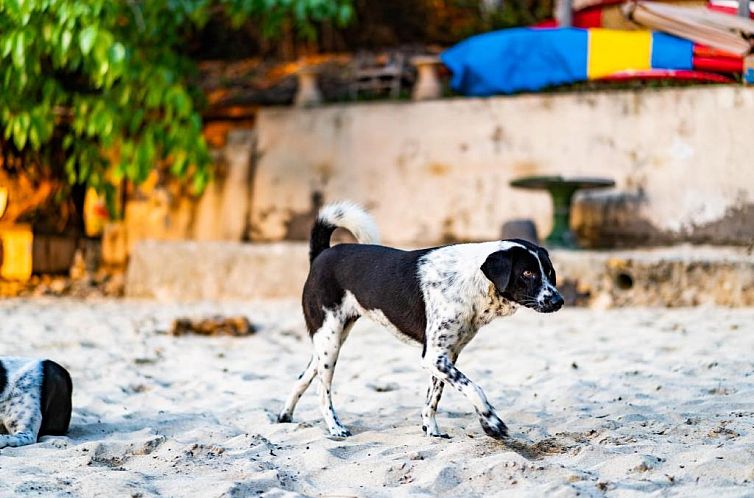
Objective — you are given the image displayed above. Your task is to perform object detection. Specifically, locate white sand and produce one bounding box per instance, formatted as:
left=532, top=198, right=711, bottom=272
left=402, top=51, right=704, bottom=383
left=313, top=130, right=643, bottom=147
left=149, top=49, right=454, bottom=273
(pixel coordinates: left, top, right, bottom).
left=0, top=298, right=752, bottom=497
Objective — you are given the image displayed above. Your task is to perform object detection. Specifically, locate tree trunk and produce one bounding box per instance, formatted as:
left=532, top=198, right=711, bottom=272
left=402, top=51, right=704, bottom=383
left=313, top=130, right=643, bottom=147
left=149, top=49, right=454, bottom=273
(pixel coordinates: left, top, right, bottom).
left=70, top=182, right=87, bottom=238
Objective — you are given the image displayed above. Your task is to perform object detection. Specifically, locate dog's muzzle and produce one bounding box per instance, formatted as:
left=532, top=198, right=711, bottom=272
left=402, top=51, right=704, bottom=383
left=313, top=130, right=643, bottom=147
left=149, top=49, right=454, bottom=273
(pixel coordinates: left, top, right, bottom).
left=538, top=292, right=564, bottom=313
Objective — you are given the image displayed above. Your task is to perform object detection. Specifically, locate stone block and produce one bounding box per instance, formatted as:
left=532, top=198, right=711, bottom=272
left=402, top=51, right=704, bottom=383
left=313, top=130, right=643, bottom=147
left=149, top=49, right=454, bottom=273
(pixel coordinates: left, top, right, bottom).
left=102, top=222, right=128, bottom=267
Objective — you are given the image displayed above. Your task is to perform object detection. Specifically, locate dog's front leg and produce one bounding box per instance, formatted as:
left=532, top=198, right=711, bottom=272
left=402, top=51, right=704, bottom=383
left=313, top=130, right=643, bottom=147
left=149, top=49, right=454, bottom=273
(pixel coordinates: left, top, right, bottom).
left=421, top=348, right=458, bottom=438
left=0, top=431, right=37, bottom=448
left=422, top=350, right=508, bottom=439
left=0, top=404, right=42, bottom=448
left=421, top=376, right=448, bottom=438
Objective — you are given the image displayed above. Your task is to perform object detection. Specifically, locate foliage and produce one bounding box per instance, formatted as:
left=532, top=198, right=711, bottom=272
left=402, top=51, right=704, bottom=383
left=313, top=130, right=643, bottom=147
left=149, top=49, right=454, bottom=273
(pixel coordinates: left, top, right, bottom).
left=320, top=1, right=552, bottom=51
left=487, top=0, right=553, bottom=31
left=0, top=0, right=353, bottom=220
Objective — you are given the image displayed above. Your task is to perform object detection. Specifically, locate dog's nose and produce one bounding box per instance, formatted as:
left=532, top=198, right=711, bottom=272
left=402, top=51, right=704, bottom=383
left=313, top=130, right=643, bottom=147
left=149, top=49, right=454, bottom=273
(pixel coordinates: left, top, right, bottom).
left=549, top=293, right=564, bottom=311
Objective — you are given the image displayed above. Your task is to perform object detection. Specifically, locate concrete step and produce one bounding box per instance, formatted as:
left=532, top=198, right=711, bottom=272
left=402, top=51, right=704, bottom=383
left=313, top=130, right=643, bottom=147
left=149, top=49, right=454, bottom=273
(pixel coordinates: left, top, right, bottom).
left=126, top=240, right=309, bottom=301
left=551, top=246, right=754, bottom=307
left=126, top=241, right=754, bottom=306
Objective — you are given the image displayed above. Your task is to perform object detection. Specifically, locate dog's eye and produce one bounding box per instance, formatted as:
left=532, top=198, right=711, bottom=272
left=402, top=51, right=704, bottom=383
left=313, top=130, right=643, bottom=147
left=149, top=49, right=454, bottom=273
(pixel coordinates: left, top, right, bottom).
left=522, top=270, right=535, bottom=279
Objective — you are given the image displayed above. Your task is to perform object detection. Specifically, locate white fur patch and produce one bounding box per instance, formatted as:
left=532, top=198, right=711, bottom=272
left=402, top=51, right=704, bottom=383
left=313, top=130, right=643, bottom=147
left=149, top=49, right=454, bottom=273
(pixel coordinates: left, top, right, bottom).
left=0, top=357, right=45, bottom=448
left=0, top=357, right=43, bottom=401
left=318, top=201, right=380, bottom=245
left=343, top=291, right=421, bottom=348
left=528, top=248, right=556, bottom=304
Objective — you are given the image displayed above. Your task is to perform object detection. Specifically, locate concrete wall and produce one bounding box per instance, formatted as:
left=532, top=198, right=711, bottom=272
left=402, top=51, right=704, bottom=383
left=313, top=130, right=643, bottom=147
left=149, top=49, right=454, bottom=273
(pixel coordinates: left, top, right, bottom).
left=249, top=86, right=754, bottom=247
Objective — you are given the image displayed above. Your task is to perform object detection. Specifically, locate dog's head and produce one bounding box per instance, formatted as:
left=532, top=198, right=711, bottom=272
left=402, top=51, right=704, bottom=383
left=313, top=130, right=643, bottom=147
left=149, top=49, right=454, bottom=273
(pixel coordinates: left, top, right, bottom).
left=480, top=240, right=563, bottom=313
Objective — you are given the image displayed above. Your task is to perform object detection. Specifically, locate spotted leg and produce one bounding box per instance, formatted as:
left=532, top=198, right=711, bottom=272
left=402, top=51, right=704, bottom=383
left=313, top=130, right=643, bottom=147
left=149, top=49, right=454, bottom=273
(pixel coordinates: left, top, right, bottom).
left=0, top=392, right=42, bottom=448
left=278, top=317, right=357, bottom=426
left=422, top=376, right=449, bottom=437
left=312, top=316, right=355, bottom=438
left=421, top=349, right=458, bottom=438
left=278, top=355, right=317, bottom=423
left=422, top=349, right=508, bottom=439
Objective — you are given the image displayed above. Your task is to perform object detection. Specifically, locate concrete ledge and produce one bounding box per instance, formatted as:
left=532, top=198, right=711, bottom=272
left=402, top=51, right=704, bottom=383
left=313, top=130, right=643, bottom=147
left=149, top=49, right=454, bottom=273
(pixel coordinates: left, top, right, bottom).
left=551, top=246, right=754, bottom=307
left=126, top=240, right=309, bottom=300
left=126, top=241, right=754, bottom=306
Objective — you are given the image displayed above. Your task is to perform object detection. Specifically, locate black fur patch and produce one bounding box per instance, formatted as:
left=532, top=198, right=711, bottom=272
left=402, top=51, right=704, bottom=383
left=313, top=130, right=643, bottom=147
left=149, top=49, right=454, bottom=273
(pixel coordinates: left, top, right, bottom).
left=508, top=239, right=557, bottom=285
left=39, top=360, right=72, bottom=436
left=303, top=244, right=431, bottom=344
left=309, top=219, right=338, bottom=263
left=481, top=251, right=514, bottom=293
left=0, top=360, right=6, bottom=396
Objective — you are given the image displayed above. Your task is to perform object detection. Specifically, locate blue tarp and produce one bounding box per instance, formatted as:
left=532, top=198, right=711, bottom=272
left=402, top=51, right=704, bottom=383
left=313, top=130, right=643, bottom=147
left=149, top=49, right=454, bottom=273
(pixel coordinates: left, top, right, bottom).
left=440, top=27, right=693, bottom=96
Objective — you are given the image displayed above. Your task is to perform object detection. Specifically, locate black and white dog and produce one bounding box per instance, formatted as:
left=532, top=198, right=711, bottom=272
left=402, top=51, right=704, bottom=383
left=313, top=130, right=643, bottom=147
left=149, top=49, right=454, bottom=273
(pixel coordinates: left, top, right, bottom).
left=0, top=358, right=72, bottom=448
left=278, top=202, right=563, bottom=439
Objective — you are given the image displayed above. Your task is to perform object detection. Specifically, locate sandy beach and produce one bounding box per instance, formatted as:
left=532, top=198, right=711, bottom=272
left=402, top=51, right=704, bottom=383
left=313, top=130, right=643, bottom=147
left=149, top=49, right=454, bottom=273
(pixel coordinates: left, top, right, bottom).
left=0, top=298, right=752, bottom=497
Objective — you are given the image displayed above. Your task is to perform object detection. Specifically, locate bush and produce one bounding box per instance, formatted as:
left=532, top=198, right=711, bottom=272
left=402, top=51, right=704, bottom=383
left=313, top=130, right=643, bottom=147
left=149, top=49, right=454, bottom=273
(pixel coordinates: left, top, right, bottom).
left=0, top=0, right=353, bottom=225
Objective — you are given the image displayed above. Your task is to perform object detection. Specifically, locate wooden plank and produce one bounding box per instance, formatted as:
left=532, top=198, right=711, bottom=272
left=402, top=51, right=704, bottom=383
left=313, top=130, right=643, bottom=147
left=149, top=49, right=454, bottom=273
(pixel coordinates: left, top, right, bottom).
left=32, top=234, right=77, bottom=274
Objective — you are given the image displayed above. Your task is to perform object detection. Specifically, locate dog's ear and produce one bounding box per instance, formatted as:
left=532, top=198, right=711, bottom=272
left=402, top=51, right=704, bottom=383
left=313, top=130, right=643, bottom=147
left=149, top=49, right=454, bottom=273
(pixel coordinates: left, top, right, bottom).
left=481, top=250, right=513, bottom=293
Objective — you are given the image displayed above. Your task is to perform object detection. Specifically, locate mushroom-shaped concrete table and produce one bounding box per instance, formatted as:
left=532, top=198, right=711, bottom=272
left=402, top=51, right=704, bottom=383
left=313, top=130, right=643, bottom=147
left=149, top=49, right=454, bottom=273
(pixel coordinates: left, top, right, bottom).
left=509, top=176, right=615, bottom=249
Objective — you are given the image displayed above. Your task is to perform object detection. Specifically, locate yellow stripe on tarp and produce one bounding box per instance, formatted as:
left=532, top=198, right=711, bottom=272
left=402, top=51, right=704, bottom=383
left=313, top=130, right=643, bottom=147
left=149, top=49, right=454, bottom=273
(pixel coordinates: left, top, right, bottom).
left=587, top=29, right=653, bottom=79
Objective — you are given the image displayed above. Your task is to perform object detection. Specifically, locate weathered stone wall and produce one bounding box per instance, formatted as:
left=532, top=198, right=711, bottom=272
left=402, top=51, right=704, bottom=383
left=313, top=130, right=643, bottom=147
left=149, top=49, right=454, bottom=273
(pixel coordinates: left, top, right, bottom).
left=550, top=246, right=754, bottom=307
left=250, top=86, right=754, bottom=247
left=122, top=129, right=255, bottom=253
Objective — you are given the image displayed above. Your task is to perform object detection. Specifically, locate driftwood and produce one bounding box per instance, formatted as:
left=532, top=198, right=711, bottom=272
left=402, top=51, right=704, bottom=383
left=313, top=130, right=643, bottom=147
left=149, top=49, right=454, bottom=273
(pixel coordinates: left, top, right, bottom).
left=0, top=171, right=55, bottom=224
left=169, top=316, right=255, bottom=337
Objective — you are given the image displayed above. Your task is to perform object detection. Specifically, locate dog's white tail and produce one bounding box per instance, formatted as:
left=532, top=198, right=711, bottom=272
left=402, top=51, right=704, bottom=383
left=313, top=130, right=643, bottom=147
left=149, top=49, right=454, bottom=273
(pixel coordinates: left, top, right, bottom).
left=309, top=201, right=380, bottom=263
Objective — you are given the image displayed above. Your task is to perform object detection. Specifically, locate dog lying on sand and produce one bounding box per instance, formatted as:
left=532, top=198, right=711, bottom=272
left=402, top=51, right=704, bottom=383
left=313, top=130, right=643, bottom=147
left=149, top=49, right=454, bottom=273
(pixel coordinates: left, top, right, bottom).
left=0, top=357, right=72, bottom=448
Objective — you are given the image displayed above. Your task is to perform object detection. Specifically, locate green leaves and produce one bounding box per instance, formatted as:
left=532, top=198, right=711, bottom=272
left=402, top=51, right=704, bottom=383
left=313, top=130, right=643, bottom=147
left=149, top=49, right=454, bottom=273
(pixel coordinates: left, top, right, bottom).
left=79, top=26, right=97, bottom=55
left=12, top=113, right=30, bottom=149
left=108, top=42, right=126, bottom=67
left=221, top=0, right=355, bottom=39
left=0, top=0, right=353, bottom=201
left=12, top=31, right=25, bottom=68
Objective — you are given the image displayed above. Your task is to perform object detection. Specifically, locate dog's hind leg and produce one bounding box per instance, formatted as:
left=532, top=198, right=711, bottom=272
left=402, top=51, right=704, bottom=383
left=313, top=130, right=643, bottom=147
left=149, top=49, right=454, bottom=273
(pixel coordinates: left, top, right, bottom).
left=313, top=314, right=355, bottom=438
left=277, top=355, right=317, bottom=423
left=278, top=316, right=357, bottom=425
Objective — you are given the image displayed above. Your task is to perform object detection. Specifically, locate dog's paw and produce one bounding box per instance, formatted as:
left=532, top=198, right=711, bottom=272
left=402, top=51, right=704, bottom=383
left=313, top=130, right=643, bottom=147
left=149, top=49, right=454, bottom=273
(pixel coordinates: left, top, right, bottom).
left=422, top=425, right=450, bottom=439
left=277, top=413, right=293, bottom=423
left=327, top=427, right=352, bottom=439
left=479, top=413, right=509, bottom=440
